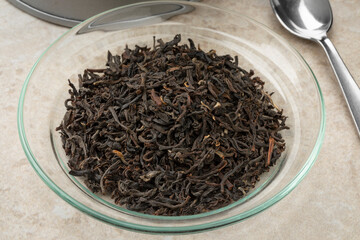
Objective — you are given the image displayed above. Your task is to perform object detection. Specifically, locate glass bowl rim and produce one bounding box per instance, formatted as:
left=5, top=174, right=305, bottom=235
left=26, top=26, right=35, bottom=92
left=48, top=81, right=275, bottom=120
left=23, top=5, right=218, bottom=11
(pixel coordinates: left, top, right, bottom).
left=17, top=0, right=325, bottom=233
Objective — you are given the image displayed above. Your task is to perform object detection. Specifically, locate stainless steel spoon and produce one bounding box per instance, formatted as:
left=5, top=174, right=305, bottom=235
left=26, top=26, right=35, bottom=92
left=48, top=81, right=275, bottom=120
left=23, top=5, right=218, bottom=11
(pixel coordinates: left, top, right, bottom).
left=270, top=0, right=360, bottom=135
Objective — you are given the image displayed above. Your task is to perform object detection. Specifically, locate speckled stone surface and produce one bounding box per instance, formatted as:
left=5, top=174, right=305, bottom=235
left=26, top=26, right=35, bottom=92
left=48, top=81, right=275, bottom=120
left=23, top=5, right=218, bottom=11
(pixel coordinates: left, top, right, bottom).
left=1, top=0, right=359, bottom=239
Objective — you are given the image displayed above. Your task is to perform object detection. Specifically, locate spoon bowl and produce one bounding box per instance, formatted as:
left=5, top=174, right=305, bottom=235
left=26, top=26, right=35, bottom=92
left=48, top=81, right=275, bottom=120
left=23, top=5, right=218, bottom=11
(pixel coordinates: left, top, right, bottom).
left=270, top=0, right=332, bottom=40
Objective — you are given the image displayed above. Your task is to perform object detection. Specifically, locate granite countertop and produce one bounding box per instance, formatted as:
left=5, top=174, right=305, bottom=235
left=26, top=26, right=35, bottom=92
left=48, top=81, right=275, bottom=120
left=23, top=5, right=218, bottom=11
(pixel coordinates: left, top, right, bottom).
left=1, top=0, right=359, bottom=239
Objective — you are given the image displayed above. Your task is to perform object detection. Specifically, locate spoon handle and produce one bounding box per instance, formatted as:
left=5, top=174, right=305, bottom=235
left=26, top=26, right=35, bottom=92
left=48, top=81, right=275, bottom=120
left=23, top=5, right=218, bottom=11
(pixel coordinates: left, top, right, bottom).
left=318, top=37, right=360, bottom=135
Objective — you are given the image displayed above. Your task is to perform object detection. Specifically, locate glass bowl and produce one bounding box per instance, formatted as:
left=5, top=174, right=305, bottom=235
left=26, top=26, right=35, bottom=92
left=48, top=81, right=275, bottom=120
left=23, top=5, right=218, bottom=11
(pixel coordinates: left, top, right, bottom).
left=18, top=1, right=325, bottom=234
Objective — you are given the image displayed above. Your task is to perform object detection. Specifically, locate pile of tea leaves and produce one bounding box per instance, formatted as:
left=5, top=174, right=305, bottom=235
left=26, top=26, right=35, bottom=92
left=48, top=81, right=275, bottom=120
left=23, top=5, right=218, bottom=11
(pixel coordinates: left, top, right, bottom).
left=57, top=34, right=288, bottom=216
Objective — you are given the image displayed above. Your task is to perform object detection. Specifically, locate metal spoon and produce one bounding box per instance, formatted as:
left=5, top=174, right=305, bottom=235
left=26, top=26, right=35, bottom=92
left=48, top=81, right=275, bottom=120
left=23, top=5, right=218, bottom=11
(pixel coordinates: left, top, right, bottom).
left=270, top=0, right=360, bottom=135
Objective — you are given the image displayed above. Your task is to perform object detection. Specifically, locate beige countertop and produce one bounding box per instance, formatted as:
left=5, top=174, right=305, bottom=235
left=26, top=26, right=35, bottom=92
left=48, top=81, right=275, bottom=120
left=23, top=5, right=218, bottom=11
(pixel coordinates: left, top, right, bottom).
left=1, top=0, right=360, bottom=239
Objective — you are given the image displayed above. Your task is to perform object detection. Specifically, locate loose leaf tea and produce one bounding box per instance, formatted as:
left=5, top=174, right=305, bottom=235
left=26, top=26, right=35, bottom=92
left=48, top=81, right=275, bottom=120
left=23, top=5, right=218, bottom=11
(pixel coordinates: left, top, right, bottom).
left=56, top=34, right=289, bottom=216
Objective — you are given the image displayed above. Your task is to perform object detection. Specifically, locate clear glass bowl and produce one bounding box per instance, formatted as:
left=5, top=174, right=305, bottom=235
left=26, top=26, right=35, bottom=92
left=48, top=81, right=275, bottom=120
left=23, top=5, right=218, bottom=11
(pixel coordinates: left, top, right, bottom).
left=17, top=1, right=325, bottom=234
